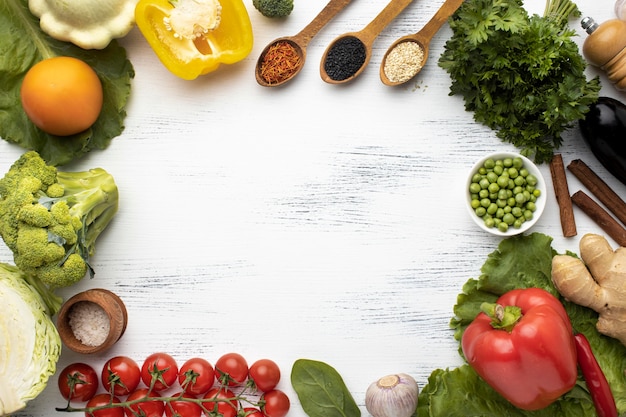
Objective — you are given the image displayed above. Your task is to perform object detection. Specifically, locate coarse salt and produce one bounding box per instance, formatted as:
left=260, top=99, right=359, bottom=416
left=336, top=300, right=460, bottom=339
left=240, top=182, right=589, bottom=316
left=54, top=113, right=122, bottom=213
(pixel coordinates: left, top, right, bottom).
left=68, top=301, right=110, bottom=346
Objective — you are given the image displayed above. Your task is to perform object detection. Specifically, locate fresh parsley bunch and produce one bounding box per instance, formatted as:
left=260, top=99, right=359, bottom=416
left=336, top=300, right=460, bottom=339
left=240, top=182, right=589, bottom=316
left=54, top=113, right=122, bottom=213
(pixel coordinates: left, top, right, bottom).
left=439, top=0, right=601, bottom=164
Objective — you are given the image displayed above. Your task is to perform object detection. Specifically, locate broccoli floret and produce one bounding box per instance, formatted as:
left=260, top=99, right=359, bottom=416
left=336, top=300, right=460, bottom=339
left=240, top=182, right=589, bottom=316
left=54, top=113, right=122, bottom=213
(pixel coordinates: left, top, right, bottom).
left=253, top=0, right=293, bottom=18
left=0, top=151, right=119, bottom=289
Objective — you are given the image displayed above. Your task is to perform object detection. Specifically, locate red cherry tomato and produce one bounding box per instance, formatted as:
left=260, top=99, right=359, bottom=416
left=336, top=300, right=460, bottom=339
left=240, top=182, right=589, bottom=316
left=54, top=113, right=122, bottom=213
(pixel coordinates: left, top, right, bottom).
left=58, top=363, right=99, bottom=402
left=248, top=359, right=281, bottom=393
left=242, top=407, right=264, bottom=417
left=262, top=390, right=290, bottom=417
left=141, top=352, right=179, bottom=392
left=125, top=388, right=165, bottom=417
left=85, top=393, right=124, bottom=417
left=164, top=392, right=202, bottom=417
left=101, top=356, right=141, bottom=396
left=178, top=357, right=215, bottom=395
left=202, top=387, right=238, bottom=417
left=214, top=353, right=248, bottom=386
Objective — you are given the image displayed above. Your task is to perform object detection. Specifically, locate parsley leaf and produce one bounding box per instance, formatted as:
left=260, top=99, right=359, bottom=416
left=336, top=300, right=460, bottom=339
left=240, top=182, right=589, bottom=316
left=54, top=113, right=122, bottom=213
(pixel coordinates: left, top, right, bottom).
left=439, top=0, right=601, bottom=164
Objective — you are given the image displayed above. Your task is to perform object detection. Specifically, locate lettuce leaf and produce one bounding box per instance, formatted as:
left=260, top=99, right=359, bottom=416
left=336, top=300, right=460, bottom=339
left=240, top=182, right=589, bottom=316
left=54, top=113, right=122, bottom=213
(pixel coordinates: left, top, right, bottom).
left=0, top=0, right=134, bottom=166
left=417, top=233, right=626, bottom=417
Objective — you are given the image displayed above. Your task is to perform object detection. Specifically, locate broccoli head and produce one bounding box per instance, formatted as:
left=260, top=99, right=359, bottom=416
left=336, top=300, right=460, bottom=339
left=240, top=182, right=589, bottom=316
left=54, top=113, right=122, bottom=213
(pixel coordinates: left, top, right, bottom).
left=0, top=151, right=119, bottom=288
left=253, top=0, right=293, bottom=18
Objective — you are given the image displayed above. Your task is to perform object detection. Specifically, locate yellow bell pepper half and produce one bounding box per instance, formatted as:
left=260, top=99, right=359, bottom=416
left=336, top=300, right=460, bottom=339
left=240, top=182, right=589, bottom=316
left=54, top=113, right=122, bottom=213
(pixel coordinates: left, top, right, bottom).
left=135, top=0, right=253, bottom=80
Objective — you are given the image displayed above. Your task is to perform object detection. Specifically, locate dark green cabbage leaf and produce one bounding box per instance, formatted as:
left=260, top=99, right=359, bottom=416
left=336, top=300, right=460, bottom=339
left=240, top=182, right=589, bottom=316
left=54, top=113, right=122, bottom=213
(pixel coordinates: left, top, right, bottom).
left=417, top=233, right=626, bottom=417
left=0, top=0, right=134, bottom=166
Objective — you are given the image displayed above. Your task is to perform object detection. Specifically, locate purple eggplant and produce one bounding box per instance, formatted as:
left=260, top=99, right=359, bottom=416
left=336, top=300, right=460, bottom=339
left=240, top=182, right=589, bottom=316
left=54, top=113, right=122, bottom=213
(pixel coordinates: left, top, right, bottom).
left=579, top=96, right=626, bottom=185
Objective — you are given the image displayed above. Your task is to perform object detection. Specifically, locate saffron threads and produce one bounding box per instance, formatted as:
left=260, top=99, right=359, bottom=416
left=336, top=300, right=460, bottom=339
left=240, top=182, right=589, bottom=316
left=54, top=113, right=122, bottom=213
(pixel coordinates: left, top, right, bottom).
left=259, top=41, right=302, bottom=85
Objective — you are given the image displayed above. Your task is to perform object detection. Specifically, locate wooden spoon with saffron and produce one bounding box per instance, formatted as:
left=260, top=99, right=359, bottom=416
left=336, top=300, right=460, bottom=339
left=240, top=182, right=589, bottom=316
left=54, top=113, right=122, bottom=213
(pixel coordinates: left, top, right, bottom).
left=255, top=0, right=355, bottom=87
left=319, top=0, right=415, bottom=85
left=380, top=0, right=464, bottom=86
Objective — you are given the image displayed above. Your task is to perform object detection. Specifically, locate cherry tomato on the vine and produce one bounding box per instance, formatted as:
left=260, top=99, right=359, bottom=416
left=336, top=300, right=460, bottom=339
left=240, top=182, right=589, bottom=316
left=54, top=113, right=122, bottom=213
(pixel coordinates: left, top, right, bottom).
left=248, top=359, right=281, bottom=393
left=141, top=352, right=179, bottom=392
left=164, top=392, right=202, bottom=417
left=202, top=387, right=238, bottom=417
left=241, top=407, right=264, bottom=417
left=58, top=363, right=99, bottom=402
left=214, top=353, right=248, bottom=386
left=125, top=388, right=165, bottom=417
left=178, top=357, right=215, bottom=395
left=261, top=390, right=290, bottom=417
left=85, top=393, right=124, bottom=417
left=101, top=356, right=141, bottom=396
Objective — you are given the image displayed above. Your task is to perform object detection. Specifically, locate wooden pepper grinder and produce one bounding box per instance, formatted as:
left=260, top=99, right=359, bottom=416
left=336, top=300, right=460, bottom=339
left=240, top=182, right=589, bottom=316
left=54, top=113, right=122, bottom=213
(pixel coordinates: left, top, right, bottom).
left=581, top=16, right=626, bottom=90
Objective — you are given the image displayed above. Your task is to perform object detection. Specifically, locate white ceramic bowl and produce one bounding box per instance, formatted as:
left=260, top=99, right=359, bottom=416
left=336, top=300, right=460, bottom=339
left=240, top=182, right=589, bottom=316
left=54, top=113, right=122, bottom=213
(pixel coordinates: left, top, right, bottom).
left=466, top=152, right=546, bottom=236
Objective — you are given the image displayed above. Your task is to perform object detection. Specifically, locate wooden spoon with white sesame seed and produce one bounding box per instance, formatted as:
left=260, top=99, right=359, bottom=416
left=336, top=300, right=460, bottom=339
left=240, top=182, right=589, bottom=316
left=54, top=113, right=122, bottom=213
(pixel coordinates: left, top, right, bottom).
left=380, top=0, right=464, bottom=86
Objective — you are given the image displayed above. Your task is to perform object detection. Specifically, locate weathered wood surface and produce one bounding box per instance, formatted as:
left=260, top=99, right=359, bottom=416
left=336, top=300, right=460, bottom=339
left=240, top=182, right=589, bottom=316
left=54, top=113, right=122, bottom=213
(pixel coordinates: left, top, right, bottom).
left=7, top=0, right=624, bottom=415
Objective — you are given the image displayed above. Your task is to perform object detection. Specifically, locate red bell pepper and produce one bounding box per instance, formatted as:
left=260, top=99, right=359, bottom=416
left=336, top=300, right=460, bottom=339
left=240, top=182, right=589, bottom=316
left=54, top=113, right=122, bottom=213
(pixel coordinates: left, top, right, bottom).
left=461, top=287, right=578, bottom=411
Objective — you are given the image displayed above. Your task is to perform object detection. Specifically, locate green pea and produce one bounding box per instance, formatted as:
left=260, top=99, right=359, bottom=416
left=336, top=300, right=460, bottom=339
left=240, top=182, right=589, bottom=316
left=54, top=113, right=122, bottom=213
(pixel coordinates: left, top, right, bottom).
left=498, top=222, right=509, bottom=232
left=486, top=172, right=498, bottom=183
left=493, top=165, right=503, bottom=175
left=487, top=203, right=498, bottom=215
left=527, top=174, right=538, bottom=186
left=484, top=159, right=495, bottom=170
left=469, top=182, right=481, bottom=194
left=484, top=217, right=495, bottom=228
left=513, top=219, right=524, bottom=229
left=479, top=178, right=490, bottom=189
left=497, top=176, right=509, bottom=188
left=481, top=198, right=491, bottom=208
left=503, top=213, right=515, bottom=225
left=515, top=193, right=527, bottom=205
left=512, top=206, right=523, bottom=218
left=503, top=158, right=513, bottom=167
left=513, top=157, right=523, bottom=169
left=488, top=183, right=500, bottom=194
left=514, top=176, right=526, bottom=186
left=495, top=208, right=504, bottom=218
left=475, top=207, right=486, bottom=217
left=508, top=167, right=519, bottom=178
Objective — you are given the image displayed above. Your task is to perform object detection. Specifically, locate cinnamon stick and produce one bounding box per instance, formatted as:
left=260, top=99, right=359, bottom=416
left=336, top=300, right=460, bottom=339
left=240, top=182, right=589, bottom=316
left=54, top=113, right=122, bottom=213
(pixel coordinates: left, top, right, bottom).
left=550, top=154, right=577, bottom=237
left=567, top=159, right=626, bottom=226
left=571, top=190, right=626, bottom=247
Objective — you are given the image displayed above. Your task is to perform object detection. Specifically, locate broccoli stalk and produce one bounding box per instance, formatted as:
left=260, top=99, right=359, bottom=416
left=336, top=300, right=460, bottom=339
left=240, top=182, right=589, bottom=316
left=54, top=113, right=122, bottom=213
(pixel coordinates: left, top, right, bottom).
left=252, top=0, right=293, bottom=18
left=0, top=151, right=119, bottom=289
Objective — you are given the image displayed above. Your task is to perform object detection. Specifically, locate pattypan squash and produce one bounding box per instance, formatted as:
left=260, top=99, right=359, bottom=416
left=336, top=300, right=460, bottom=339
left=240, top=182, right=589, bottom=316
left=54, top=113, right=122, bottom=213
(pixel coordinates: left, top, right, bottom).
left=135, top=0, right=253, bottom=80
left=28, top=0, right=137, bottom=50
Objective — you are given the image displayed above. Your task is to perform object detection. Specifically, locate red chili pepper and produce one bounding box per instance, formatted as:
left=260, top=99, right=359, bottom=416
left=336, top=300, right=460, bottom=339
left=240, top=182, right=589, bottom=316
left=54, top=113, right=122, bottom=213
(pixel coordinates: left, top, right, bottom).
left=574, top=333, right=618, bottom=417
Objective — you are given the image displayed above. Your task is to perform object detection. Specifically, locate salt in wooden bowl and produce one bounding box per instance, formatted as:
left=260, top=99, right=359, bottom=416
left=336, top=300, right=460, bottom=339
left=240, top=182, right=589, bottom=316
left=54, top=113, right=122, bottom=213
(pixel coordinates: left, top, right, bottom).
left=57, top=288, right=128, bottom=354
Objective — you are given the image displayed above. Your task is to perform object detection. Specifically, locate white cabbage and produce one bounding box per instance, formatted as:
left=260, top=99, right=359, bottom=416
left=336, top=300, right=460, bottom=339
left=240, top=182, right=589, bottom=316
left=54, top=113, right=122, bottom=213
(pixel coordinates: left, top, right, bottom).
left=0, top=263, right=61, bottom=416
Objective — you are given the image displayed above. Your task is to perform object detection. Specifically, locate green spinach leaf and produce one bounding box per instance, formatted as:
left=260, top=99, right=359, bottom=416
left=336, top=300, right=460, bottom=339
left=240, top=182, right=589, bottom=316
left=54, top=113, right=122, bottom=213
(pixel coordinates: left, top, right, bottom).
left=0, top=0, right=134, bottom=166
left=291, top=359, right=361, bottom=417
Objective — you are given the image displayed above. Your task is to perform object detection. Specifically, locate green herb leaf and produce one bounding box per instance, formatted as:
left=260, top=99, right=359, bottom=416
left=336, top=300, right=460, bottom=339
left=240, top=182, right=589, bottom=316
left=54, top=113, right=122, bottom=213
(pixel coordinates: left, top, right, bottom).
left=0, top=0, right=134, bottom=166
left=291, top=359, right=361, bottom=417
left=438, top=0, right=600, bottom=164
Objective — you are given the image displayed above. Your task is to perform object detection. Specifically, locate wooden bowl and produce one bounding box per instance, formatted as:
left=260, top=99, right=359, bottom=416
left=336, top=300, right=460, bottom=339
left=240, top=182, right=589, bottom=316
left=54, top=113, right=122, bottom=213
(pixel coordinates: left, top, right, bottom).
left=57, top=288, right=128, bottom=354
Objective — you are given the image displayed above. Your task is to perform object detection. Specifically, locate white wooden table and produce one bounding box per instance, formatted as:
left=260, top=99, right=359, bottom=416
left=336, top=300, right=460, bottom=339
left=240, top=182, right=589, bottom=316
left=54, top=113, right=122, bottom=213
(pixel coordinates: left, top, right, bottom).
left=8, top=0, right=625, bottom=415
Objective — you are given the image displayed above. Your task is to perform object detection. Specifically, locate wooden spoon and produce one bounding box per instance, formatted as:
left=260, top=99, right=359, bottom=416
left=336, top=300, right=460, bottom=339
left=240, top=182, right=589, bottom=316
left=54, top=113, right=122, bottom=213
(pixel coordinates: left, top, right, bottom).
left=320, top=0, right=415, bottom=84
left=255, top=0, right=354, bottom=87
left=380, top=0, right=464, bottom=86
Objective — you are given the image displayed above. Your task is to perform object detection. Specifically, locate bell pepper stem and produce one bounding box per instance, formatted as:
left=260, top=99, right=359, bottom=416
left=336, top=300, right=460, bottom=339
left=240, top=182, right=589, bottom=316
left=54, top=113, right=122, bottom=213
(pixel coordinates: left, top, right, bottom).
left=480, top=302, right=522, bottom=332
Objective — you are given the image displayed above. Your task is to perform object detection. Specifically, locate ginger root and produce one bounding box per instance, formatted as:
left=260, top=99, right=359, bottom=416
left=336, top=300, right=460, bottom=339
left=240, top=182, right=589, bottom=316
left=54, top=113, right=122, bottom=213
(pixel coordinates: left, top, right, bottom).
left=552, top=233, right=626, bottom=346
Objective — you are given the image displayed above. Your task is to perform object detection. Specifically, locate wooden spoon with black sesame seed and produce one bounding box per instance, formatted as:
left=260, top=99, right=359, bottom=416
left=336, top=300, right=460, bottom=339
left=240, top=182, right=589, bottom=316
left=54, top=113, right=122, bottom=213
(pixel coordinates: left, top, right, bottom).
left=319, top=0, right=415, bottom=85
left=380, top=0, right=464, bottom=86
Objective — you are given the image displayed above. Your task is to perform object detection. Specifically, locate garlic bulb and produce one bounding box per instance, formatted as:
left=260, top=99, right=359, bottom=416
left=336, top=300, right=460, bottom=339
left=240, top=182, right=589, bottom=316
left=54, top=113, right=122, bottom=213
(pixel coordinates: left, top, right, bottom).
left=365, top=373, right=419, bottom=417
left=617, top=0, right=626, bottom=20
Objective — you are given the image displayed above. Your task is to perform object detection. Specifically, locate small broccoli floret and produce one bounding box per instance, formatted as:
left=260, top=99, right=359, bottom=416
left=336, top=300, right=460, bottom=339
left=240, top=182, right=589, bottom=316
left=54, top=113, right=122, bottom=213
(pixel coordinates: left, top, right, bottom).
left=0, top=151, right=119, bottom=288
left=253, top=0, right=293, bottom=18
